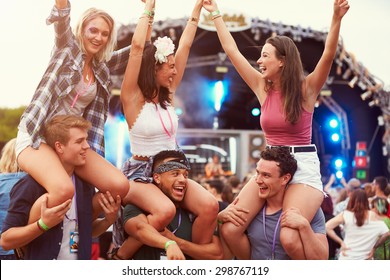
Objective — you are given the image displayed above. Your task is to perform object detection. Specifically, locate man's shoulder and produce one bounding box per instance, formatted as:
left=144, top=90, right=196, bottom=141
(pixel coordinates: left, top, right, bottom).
left=10, top=174, right=43, bottom=193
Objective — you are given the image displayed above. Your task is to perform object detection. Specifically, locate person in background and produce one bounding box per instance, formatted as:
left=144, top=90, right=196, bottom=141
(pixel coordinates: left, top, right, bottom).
left=333, top=178, right=361, bottom=216
left=206, top=179, right=229, bottom=211
left=370, top=197, right=390, bottom=259
left=370, top=177, right=389, bottom=218
left=0, top=138, right=26, bottom=260
left=1, top=115, right=121, bottom=260
left=205, top=155, right=226, bottom=179
left=15, top=0, right=130, bottom=228
left=203, top=0, right=349, bottom=259
left=363, top=182, right=375, bottom=200
left=321, top=175, right=341, bottom=259
left=326, top=189, right=389, bottom=260
left=118, top=0, right=218, bottom=251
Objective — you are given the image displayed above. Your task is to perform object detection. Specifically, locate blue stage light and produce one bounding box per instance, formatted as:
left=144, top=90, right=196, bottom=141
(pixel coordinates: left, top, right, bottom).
left=251, top=107, right=260, bottom=116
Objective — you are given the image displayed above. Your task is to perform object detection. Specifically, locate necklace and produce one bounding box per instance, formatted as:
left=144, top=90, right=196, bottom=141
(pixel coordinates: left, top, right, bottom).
left=70, top=66, right=93, bottom=109
left=262, top=204, right=281, bottom=260
left=154, top=103, right=175, bottom=138
left=170, top=208, right=182, bottom=234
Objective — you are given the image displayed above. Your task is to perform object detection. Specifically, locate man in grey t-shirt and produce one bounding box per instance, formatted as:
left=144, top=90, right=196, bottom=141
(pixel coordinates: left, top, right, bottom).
left=219, top=146, right=328, bottom=260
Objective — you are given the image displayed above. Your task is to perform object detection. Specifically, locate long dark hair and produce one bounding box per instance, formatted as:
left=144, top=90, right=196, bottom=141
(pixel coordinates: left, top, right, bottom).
left=138, top=44, right=172, bottom=109
left=346, top=189, right=369, bottom=227
left=265, top=35, right=305, bottom=124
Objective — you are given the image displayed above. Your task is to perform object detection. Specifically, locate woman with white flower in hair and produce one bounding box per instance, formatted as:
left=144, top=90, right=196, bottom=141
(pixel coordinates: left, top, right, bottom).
left=115, top=0, right=219, bottom=258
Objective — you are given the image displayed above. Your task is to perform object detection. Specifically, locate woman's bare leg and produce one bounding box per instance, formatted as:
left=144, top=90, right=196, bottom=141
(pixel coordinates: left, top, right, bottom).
left=280, top=184, right=324, bottom=259
left=220, top=176, right=264, bottom=259
left=75, top=149, right=129, bottom=199
left=181, top=179, right=219, bottom=244
left=17, top=144, right=74, bottom=223
left=122, top=181, right=176, bottom=231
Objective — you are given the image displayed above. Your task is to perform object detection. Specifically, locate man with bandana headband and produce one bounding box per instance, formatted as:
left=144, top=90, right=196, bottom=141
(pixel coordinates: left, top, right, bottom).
left=110, top=150, right=223, bottom=260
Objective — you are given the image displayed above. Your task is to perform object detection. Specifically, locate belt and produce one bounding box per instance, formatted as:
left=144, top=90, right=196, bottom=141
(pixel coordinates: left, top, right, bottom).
left=132, top=155, right=151, bottom=161
left=267, top=145, right=317, bottom=153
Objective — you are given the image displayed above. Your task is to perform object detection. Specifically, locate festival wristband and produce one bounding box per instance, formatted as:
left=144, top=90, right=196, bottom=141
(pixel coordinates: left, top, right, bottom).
left=37, top=218, right=49, bottom=232
left=164, top=240, right=176, bottom=251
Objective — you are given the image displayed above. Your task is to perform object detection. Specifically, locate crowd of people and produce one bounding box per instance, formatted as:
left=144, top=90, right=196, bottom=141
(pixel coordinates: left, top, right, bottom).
left=0, top=0, right=389, bottom=261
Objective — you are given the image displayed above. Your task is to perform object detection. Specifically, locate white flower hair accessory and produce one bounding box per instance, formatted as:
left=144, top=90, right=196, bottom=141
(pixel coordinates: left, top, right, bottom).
left=153, top=36, right=175, bottom=64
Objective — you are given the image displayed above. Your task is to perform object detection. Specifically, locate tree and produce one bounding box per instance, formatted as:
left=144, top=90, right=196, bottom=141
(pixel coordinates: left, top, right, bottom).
left=0, top=107, right=25, bottom=145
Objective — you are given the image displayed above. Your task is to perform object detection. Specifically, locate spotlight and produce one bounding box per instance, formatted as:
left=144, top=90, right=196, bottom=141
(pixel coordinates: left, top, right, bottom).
left=335, top=170, right=343, bottom=179
left=329, top=119, right=339, bottom=128
left=360, top=90, right=372, bottom=100
left=253, top=28, right=261, bottom=41
left=368, top=99, right=378, bottom=107
left=251, top=108, right=260, bottom=116
left=169, top=28, right=176, bottom=41
left=342, top=68, right=352, bottom=80
left=348, top=76, right=358, bottom=88
left=331, top=133, right=340, bottom=142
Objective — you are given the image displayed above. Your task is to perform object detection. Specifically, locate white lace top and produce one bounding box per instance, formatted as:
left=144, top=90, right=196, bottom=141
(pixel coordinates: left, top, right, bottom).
left=129, top=102, right=178, bottom=157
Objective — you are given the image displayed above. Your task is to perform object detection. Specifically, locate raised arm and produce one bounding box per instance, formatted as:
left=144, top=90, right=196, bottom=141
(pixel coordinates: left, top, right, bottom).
left=47, top=0, right=73, bottom=50
left=202, top=0, right=263, bottom=100
left=120, top=0, right=155, bottom=127
left=170, top=0, right=203, bottom=92
left=305, top=0, right=350, bottom=101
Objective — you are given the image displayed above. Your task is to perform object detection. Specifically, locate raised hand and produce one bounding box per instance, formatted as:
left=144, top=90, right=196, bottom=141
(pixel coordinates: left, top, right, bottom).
left=334, top=0, right=350, bottom=19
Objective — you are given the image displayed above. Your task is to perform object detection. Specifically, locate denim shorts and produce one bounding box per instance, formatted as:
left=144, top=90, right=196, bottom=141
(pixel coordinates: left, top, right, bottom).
left=121, top=157, right=154, bottom=184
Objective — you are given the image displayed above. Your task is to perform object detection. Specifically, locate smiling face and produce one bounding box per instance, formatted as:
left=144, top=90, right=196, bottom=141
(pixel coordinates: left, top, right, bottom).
left=257, top=43, right=284, bottom=81
left=56, top=127, right=90, bottom=170
left=155, top=55, right=177, bottom=90
left=82, top=16, right=111, bottom=57
left=254, top=158, right=291, bottom=201
left=153, top=157, right=188, bottom=204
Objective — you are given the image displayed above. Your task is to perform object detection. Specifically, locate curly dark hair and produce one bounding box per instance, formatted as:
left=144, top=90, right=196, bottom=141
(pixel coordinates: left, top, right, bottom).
left=152, top=150, right=189, bottom=171
left=261, top=146, right=297, bottom=180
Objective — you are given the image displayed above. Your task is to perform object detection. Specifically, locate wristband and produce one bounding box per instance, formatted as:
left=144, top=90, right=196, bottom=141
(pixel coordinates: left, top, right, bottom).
left=38, top=218, right=49, bottom=232
left=164, top=240, right=176, bottom=251
left=210, top=10, right=220, bottom=17
left=217, top=219, right=224, bottom=225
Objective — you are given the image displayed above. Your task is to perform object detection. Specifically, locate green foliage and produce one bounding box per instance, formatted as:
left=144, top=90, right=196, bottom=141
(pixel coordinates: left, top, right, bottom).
left=0, top=107, right=25, bottom=143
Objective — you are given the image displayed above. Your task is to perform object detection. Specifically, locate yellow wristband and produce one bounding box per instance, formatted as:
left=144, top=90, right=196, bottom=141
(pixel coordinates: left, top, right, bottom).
left=164, top=240, right=176, bottom=251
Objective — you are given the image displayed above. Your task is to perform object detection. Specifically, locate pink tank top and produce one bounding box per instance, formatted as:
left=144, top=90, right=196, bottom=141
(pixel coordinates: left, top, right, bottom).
left=260, top=90, right=313, bottom=145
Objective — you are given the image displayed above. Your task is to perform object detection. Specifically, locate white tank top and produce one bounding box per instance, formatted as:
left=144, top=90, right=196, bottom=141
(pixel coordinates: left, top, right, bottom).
left=339, top=210, right=389, bottom=259
left=129, top=102, right=178, bottom=157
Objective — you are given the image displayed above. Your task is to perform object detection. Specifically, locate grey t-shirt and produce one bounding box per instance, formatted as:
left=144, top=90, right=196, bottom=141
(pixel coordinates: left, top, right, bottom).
left=247, top=207, right=326, bottom=260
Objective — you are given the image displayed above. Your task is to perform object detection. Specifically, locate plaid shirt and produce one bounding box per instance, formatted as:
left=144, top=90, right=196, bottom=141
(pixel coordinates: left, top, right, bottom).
left=21, top=3, right=130, bottom=156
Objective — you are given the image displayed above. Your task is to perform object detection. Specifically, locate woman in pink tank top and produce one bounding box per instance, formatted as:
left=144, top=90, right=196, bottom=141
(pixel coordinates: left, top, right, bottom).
left=204, top=0, right=349, bottom=259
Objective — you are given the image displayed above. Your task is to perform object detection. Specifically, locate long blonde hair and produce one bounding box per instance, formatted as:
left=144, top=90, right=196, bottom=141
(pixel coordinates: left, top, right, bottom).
left=0, top=138, right=18, bottom=173
left=74, top=8, right=117, bottom=63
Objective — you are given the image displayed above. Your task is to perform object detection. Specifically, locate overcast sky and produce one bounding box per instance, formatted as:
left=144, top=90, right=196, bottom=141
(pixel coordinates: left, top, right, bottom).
left=1, top=0, right=389, bottom=108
